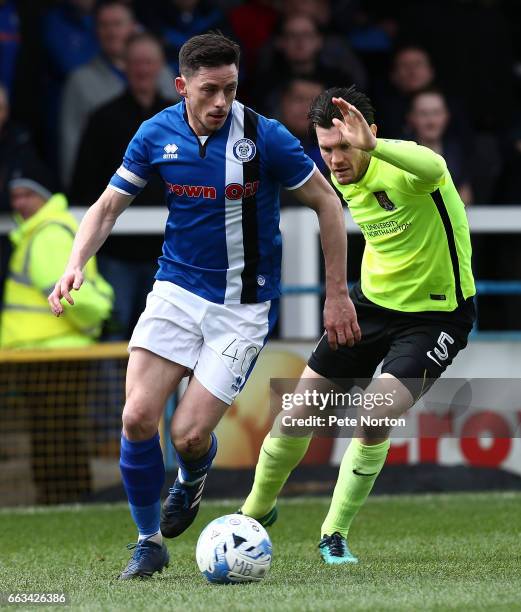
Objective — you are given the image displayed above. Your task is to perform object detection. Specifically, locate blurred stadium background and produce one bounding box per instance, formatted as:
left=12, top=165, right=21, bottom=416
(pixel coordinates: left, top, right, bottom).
left=0, top=0, right=521, bottom=511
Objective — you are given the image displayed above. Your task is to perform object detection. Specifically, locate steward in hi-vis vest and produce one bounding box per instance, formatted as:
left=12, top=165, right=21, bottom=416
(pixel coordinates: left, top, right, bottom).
left=1, top=166, right=113, bottom=349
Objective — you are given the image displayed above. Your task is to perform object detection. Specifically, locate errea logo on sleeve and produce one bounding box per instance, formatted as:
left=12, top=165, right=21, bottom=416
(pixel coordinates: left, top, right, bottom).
left=163, top=143, right=178, bottom=159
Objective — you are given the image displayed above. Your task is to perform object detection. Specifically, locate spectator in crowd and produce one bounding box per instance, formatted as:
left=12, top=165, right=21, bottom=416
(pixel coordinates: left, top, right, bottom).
left=407, top=88, right=473, bottom=205
left=0, top=82, right=37, bottom=308
left=255, top=14, right=366, bottom=116
left=276, top=76, right=327, bottom=208
left=42, top=0, right=98, bottom=82
left=373, top=44, right=434, bottom=137
left=1, top=159, right=113, bottom=348
left=277, top=76, right=327, bottom=175
left=0, top=84, right=37, bottom=213
left=280, top=0, right=368, bottom=89
left=374, top=44, right=476, bottom=151
left=0, top=0, right=20, bottom=97
left=226, top=0, right=279, bottom=76
left=227, top=0, right=342, bottom=81
left=137, top=0, right=225, bottom=75
left=344, top=3, right=395, bottom=56
left=398, top=0, right=513, bottom=132
left=389, top=45, right=504, bottom=204
left=59, top=0, right=176, bottom=188
left=0, top=158, right=114, bottom=504
left=391, top=45, right=433, bottom=94
left=281, top=0, right=331, bottom=28
left=344, top=8, right=397, bottom=104
left=59, top=1, right=136, bottom=188
left=0, top=82, right=29, bottom=311
left=42, top=0, right=98, bottom=175
left=71, top=32, right=170, bottom=204
left=70, top=32, right=170, bottom=339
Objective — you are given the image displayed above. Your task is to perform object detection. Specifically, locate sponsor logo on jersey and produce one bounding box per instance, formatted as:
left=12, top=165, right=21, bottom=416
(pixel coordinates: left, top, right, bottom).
left=225, top=180, right=260, bottom=201
left=166, top=182, right=216, bottom=198
left=163, top=143, right=178, bottom=159
left=233, top=138, right=256, bottom=162
left=373, top=191, right=397, bottom=211
left=360, top=219, right=411, bottom=238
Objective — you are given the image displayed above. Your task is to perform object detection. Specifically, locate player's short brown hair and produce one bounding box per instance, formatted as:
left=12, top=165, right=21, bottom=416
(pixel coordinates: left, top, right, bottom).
left=179, top=33, right=240, bottom=78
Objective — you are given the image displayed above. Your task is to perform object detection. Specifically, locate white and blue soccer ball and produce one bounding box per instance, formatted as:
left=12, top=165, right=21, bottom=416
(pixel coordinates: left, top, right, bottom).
left=196, top=514, right=272, bottom=584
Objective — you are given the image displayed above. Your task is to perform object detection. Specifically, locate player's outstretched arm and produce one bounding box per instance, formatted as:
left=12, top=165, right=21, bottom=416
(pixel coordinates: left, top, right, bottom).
left=292, top=168, right=361, bottom=350
left=48, top=187, right=133, bottom=316
left=370, top=138, right=446, bottom=186
left=332, top=97, right=447, bottom=186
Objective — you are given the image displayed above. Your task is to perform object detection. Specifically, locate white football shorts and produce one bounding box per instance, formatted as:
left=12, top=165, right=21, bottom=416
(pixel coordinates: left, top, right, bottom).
left=128, top=280, right=279, bottom=404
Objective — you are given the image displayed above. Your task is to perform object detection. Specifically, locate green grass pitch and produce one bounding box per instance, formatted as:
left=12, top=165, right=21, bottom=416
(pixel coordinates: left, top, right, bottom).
left=1, top=492, right=520, bottom=611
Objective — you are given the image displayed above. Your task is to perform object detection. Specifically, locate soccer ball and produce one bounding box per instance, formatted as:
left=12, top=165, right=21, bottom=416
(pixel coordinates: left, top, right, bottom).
left=196, top=514, right=272, bottom=584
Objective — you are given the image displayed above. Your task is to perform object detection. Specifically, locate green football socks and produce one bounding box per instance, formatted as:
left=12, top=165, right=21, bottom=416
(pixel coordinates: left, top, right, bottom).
left=242, top=432, right=311, bottom=518
left=321, top=438, right=390, bottom=538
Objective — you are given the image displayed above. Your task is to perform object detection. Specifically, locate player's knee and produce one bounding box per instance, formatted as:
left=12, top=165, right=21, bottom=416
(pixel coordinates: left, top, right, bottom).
left=172, top=429, right=209, bottom=459
left=365, top=373, right=415, bottom=417
left=122, top=395, right=159, bottom=441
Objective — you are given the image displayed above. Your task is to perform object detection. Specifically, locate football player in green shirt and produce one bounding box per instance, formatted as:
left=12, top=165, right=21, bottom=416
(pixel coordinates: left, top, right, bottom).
left=240, top=85, right=476, bottom=564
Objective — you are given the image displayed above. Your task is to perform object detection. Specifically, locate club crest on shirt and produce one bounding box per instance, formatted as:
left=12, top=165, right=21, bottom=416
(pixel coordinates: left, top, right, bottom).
left=233, top=138, right=256, bottom=162
left=373, top=191, right=397, bottom=211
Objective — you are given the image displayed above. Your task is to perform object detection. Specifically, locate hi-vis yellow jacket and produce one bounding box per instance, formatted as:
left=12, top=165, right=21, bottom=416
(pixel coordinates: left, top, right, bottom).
left=0, top=194, right=114, bottom=349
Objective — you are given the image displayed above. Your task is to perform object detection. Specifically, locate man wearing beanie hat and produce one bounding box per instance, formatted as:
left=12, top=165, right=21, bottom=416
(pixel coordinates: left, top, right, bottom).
left=0, top=157, right=114, bottom=503
left=0, top=156, right=114, bottom=349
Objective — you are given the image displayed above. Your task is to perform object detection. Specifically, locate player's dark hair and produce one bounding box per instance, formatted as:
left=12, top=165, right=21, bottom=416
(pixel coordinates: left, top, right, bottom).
left=179, top=32, right=240, bottom=77
left=308, top=85, right=376, bottom=134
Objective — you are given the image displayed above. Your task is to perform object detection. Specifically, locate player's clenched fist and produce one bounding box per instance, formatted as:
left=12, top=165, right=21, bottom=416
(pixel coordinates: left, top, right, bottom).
left=48, top=268, right=84, bottom=316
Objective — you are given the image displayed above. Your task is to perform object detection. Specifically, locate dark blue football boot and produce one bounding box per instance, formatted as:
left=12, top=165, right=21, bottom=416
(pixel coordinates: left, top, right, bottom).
left=118, top=537, right=169, bottom=580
